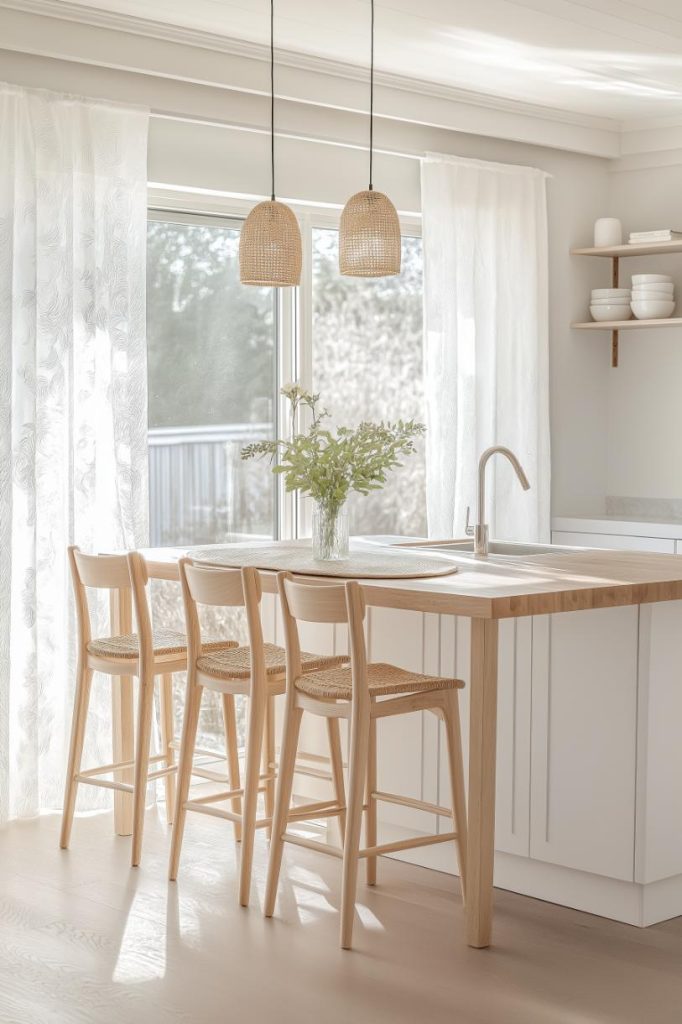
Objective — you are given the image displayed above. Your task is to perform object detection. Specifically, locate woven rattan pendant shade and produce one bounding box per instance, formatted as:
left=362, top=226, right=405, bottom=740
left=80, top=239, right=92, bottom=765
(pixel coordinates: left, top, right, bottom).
left=339, top=189, right=401, bottom=277
left=339, top=0, right=400, bottom=278
left=238, top=0, right=301, bottom=287
left=240, top=200, right=302, bottom=287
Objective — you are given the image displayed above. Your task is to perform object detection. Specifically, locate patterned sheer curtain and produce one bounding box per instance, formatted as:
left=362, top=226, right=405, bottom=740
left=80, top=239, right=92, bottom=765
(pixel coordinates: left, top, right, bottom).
left=0, top=85, right=150, bottom=822
left=421, top=153, right=551, bottom=542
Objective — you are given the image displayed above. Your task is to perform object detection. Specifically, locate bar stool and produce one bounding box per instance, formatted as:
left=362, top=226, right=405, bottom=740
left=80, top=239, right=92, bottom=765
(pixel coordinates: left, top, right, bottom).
left=169, top=559, right=349, bottom=907
left=60, top=546, right=236, bottom=865
left=265, top=572, right=468, bottom=950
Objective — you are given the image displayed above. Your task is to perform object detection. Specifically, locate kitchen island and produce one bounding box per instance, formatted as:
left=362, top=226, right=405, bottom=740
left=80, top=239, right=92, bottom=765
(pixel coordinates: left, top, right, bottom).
left=133, top=539, right=682, bottom=947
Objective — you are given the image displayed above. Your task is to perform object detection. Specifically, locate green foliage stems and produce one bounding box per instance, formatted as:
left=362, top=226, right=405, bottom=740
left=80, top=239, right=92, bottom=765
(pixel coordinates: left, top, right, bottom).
left=241, top=384, right=425, bottom=520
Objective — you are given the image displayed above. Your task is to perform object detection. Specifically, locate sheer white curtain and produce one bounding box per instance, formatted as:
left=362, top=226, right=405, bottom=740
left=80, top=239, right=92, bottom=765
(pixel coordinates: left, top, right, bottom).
left=0, top=85, right=149, bottom=822
left=421, top=153, right=550, bottom=541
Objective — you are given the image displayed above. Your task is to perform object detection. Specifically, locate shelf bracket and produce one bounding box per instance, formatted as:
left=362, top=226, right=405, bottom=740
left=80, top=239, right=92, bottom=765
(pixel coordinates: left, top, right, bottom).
left=611, top=255, right=619, bottom=368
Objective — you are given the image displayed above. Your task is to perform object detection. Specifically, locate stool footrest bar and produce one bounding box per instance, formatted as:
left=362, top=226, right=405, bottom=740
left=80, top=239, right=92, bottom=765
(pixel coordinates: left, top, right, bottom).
left=286, top=800, right=345, bottom=823
left=78, top=754, right=165, bottom=778
left=292, top=765, right=333, bottom=781
left=75, top=775, right=134, bottom=793
left=281, top=833, right=344, bottom=859
left=191, top=765, right=230, bottom=784
left=372, top=790, right=453, bottom=818
left=184, top=801, right=241, bottom=823
left=147, top=765, right=178, bottom=781
left=360, top=832, right=458, bottom=859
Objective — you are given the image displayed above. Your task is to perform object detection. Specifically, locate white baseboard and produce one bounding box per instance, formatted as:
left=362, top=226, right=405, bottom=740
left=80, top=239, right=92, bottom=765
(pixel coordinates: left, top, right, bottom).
left=363, top=818, right=682, bottom=928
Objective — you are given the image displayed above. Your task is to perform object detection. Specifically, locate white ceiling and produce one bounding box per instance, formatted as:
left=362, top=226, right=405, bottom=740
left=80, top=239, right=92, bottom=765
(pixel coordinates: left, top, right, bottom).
left=45, top=0, right=682, bottom=121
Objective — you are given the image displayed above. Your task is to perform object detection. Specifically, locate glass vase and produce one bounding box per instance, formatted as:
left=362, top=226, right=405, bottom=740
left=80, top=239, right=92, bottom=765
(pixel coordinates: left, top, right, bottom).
left=312, top=502, right=349, bottom=561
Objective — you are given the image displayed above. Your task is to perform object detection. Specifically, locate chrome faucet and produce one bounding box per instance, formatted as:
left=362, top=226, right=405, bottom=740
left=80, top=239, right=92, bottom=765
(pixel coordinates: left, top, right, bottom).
left=465, top=446, right=531, bottom=556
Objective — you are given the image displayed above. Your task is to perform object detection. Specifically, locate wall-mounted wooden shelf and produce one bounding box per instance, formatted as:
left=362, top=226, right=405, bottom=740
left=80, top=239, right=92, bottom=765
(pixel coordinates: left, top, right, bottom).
left=572, top=317, right=682, bottom=331
left=571, top=240, right=682, bottom=258
left=571, top=238, right=682, bottom=366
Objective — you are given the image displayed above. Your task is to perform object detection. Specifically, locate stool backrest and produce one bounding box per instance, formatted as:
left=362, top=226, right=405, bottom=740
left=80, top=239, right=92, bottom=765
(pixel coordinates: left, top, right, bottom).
left=179, top=559, right=265, bottom=679
left=68, top=546, right=149, bottom=657
left=277, top=572, right=367, bottom=694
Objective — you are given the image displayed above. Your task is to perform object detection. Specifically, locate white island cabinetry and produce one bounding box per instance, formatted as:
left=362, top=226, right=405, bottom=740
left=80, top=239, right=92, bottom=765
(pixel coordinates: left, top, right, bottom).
left=372, top=592, right=682, bottom=926
left=263, top=531, right=682, bottom=928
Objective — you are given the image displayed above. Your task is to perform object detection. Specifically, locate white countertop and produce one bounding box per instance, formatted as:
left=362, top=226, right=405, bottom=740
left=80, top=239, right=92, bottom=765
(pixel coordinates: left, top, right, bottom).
left=552, top=514, right=682, bottom=540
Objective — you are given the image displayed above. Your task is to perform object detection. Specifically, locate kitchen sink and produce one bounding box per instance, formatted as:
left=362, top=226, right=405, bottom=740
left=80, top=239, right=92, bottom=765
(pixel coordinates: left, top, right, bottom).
left=397, top=539, right=577, bottom=558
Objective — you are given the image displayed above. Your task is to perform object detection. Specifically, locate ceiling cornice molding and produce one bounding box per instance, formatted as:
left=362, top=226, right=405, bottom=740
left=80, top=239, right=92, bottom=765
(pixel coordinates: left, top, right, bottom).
left=0, top=0, right=620, bottom=137
left=610, top=147, right=682, bottom=174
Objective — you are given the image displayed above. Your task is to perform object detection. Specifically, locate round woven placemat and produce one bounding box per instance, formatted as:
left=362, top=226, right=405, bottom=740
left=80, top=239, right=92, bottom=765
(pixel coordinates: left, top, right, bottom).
left=189, top=542, right=459, bottom=580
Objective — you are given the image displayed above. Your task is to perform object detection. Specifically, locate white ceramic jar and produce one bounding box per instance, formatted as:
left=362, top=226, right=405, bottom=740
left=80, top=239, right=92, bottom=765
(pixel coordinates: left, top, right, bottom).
left=594, top=218, right=623, bottom=247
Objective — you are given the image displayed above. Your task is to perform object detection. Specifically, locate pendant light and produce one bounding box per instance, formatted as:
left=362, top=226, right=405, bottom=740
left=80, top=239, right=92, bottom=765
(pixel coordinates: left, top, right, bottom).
left=239, top=0, right=302, bottom=287
left=339, top=0, right=400, bottom=278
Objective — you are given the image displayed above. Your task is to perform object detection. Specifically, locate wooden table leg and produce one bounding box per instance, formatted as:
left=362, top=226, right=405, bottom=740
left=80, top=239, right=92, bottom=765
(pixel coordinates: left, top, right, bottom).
left=110, top=587, right=135, bottom=836
left=466, top=617, right=499, bottom=948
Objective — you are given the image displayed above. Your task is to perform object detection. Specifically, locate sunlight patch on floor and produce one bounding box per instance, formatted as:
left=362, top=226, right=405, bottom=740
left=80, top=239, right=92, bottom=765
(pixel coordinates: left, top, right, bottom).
left=112, top=892, right=168, bottom=984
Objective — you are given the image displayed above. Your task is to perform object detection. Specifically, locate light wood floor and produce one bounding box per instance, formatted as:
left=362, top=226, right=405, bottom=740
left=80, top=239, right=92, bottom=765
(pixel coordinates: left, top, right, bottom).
left=1, top=810, right=681, bottom=1024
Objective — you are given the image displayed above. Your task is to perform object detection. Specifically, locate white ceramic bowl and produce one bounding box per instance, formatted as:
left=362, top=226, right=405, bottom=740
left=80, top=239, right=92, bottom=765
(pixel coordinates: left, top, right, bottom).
left=632, top=290, right=674, bottom=302
left=591, top=295, right=631, bottom=304
left=631, top=299, right=675, bottom=320
left=632, top=281, right=673, bottom=292
left=589, top=305, right=632, bottom=322
left=591, top=288, right=631, bottom=298
left=631, top=274, right=672, bottom=285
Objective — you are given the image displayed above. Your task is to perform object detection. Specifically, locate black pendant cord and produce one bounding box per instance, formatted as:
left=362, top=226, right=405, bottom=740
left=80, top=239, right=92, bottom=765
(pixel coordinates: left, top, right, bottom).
left=368, top=0, right=374, bottom=191
left=270, top=0, right=275, bottom=202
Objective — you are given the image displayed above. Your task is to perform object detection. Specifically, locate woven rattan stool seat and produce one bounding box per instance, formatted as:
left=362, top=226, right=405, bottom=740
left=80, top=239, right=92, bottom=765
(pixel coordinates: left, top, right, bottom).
left=87, top=629, right=236, bottom=660
left=197, top=642, right=347, bottom=681
left=295, top=662, right=465, bottom=701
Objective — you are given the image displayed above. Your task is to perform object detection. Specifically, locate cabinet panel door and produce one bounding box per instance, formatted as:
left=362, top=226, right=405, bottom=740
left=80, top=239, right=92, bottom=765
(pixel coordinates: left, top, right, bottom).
left=530, top=607, right=638, bottom=881
left=552, top=530, right=675, bottom=553
left=636, top=601, right=682, bottom=883
left=368, top=607, right=435, bottom=833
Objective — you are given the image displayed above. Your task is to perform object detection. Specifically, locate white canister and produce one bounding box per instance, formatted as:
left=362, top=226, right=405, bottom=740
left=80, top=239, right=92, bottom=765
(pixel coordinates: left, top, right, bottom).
left=594, top=218, right=623, bottom=247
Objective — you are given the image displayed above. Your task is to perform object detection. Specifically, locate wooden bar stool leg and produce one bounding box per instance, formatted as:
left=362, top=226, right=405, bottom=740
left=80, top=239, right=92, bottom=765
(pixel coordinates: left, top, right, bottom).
left=327, top=718, right=347, bottom=844
left=340, top=706, right=371, bottom=950
left=59, top=662, right=94, bottom=849
left=131, top=670, right=156, bottom=867
left=169, top=680, right=203, bottom=880
left=263, top=694, right=276, bottom=839
left=159, top=673, right=176, bottom=825
left=264, top=701, right=303, bottom=917
left=222, top=693, right=242, bottom=842
left=238, top=687, right=267, bottom=907
left=443, top=693, right=468, bottom=903
left=365, top=716, right=377, bottom=885
left=110, top=587, right=134, bottom=837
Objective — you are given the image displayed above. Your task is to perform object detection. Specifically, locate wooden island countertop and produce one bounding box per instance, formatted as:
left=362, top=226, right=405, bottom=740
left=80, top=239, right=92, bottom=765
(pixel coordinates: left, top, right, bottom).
left=358, top=547, right=682, bottom=619
left=144, top=543, right=682, bottom=620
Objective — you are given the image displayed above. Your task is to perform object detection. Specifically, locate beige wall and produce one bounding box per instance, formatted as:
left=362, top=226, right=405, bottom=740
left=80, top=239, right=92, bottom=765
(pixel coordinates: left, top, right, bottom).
left=605, top=165, right=682, bottom=503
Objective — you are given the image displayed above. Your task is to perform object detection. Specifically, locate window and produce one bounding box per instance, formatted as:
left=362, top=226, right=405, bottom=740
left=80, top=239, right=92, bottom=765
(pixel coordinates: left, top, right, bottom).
left=147, top=208, right=426, bottom=546
left=311, top=227, right=426, bottom=537
left=146, top=212, right=278, bottom=547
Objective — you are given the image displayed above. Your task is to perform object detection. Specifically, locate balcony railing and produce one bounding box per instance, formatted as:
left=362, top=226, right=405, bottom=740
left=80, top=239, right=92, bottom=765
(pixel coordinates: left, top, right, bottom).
left=148, top=422, right=275, bottom=547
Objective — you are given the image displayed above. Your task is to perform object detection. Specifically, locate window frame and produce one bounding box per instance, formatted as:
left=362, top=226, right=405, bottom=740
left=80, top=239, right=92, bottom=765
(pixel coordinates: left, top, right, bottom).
left=147, top=187, right=422, bottom=543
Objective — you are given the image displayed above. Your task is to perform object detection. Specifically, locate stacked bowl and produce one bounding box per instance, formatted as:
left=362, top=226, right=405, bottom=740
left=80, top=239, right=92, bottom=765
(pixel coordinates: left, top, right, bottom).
left=631, top=275, right=675, bottom=320
left=589, top=287, right=631, bottom=322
